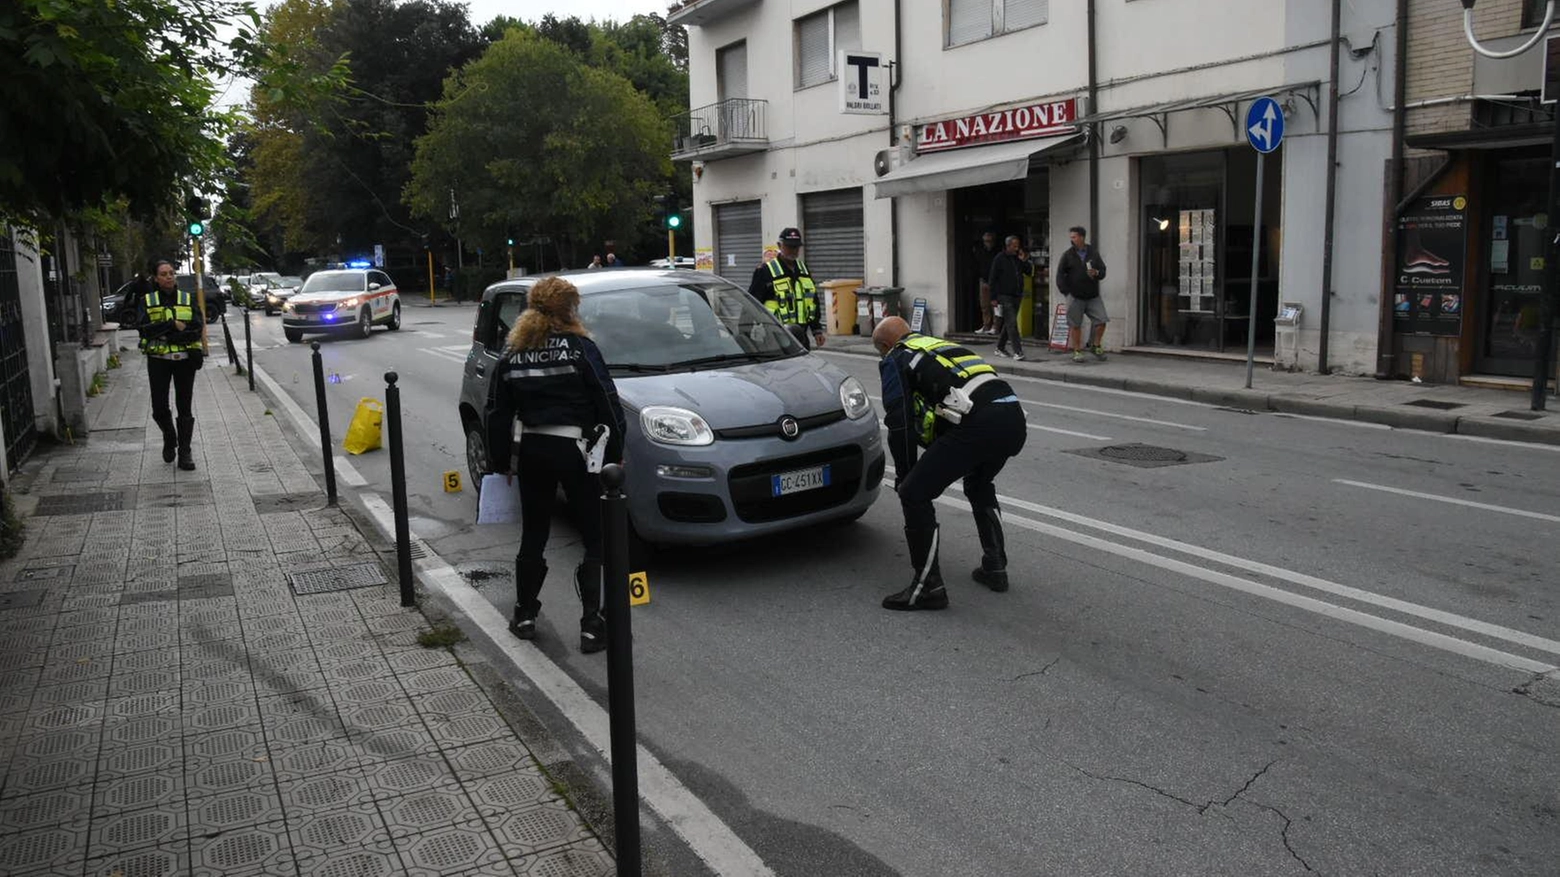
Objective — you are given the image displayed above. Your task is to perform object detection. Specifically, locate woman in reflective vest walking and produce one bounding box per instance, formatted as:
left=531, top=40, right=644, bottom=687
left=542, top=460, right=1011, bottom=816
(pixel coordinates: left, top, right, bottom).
left=137, top=260, right=205, bottom=471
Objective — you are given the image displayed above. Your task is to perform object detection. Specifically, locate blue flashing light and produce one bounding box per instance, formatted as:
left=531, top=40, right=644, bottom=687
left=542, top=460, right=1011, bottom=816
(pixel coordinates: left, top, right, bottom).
left=324, top=313, right=336, bottom=321
left=346, top=259, right=372, bottom=269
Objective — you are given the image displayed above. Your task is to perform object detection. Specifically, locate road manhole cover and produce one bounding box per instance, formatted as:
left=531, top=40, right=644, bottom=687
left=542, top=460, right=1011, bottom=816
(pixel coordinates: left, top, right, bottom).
left=1404, top=399, right=1464, bottom=410
left=1065, top=444, right=1223, bottom=469
left=1493, top=410, right=1546, bottom=421
left=290, top=563, right=388, bottom=595
left=0, top=590, right=48, bottom=610
left=35, top=491, right=126, bottom=516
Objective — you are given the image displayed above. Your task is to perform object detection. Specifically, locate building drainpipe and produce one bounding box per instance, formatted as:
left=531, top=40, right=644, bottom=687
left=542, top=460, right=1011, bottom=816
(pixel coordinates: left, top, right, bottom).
left=1317, top=0, right=1342, bottom=374
left=1377, top=0, right=1408, bottom=379
left=889, top=0, right=902, bottom=290
left=1087, top=0, right=1100, bottom=242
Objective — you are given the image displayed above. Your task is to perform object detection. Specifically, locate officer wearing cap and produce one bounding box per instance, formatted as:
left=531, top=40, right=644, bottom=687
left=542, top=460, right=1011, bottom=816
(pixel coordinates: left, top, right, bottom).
left=871, top=316, right=1027, bottom=611
left=749, top=227, right=825, bottom=349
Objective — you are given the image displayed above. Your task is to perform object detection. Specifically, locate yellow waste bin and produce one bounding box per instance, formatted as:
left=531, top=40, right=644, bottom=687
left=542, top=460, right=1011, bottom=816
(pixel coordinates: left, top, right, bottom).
left=822, top=279, right=863, bottom=335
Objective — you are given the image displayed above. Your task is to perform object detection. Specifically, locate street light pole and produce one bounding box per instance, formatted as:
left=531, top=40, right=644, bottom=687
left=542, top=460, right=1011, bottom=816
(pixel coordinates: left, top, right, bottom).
left=1461, top=0, right=1558, bottom=408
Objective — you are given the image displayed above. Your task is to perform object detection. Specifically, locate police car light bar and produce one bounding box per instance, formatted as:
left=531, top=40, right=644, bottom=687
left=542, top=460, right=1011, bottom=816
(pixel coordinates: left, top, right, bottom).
left=346, top=259, right=372, bottom=269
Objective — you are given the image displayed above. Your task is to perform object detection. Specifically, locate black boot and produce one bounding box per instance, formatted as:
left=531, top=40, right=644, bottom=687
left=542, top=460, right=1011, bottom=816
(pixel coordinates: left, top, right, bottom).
left=153, top=412, right=176, bottom=463
left=175, top=416, right=196, bottom=471
left=576, top=561, right=606, bottom=654
left=882, top=527, right=948, bottom=611
left=509, top=558, right=546, bottom=640
left=971, top=505, right=1009, bottom=592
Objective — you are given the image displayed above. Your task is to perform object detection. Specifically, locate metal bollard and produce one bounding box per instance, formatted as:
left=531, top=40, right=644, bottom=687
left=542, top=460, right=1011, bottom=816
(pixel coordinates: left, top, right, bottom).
left=310, top=342, right=338, bottom=505
left=599, top=464, right=641, bottom=875
left=244, top=308, right=254, bottom=392
left=385, top=372, right=415, bottom=607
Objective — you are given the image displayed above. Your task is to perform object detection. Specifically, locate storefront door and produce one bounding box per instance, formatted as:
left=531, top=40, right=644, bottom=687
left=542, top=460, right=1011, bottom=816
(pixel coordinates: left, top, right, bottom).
left=1478, top=152, right=1548, bottom=376
left=951, top=170, right=1047, bottom=334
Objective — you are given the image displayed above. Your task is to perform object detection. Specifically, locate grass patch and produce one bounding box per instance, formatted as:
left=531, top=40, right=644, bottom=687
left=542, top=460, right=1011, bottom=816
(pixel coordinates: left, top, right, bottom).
left=86, top=371, right=107, bottom=397
left=264, top=409, right=274, bottom=416
left=106, top=353, right=122, bottom=370
left=0, top=490, right=24, bottom=559
left=416, top=623, right=466, bottom=648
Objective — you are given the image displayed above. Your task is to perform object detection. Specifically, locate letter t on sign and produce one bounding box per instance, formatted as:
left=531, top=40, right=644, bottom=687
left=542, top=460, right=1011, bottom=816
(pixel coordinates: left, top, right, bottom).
left=846, top=53, right=878, bottom=101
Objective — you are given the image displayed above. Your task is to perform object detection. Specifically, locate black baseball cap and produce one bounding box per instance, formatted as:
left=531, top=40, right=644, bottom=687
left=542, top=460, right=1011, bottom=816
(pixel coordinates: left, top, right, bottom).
left=778, top=228, right=803, bottom=247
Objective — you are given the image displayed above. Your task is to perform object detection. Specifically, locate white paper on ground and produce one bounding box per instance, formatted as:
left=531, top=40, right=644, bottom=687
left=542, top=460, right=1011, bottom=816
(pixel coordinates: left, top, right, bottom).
left=477, top=474, right=522, bottom=524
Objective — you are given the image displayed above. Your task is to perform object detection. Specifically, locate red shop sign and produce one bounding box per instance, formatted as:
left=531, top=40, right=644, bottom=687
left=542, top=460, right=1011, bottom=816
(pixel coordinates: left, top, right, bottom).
left=917, top=98, right=1079, bottom=153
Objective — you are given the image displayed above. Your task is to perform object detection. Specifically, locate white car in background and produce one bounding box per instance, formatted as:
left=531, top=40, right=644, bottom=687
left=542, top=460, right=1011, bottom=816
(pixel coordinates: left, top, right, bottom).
left=282, top=268, right=402, bottom=342
left=648, top=257, right=697, bottom=269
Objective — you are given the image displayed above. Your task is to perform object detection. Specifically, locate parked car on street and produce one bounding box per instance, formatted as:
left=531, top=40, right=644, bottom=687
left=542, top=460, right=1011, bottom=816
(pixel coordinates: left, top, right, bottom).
left=101, top=280, right=141, bottom=326
left=176, top=273, right=228, bottom=318
left=282, top=268, right=402, bottom=342
left=458, top=268, right=884, bottom=547
left=253, top=274, right=304, bottom=314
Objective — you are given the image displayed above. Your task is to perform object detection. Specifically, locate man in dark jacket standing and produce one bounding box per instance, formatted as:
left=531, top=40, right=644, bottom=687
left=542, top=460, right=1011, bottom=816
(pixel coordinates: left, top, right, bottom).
left=986, top=235, right=1033, bottom=360
left=1056, top=225, right=1109, bottom=362
left=972, top=232, right=1001, bottom=334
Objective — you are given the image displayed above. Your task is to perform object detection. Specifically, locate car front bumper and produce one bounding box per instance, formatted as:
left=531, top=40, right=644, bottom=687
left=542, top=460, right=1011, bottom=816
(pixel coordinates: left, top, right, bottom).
left=623, top=413, right=885, bottom=546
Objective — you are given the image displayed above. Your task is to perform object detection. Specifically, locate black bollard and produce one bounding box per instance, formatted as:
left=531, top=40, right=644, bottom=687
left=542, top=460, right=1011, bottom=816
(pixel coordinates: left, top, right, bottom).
left=311, top=342, right=338, bottom=506
left=244, top=308, right=254, bottom=392
left=385, top=372, right=415, bottom=607
left=599, top=463, right=640, bottom=875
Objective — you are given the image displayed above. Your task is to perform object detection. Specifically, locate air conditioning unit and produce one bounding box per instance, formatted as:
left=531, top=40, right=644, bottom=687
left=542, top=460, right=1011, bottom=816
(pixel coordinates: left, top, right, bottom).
left=874, top=146, right=911, bottom=177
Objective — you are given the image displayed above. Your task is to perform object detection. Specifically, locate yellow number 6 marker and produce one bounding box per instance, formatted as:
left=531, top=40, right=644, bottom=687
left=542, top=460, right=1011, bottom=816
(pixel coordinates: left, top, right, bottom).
left=628, top=571, right=650, bottom=606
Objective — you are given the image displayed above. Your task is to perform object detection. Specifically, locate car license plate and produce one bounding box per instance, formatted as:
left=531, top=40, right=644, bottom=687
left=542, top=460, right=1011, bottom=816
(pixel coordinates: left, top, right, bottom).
left=771, top=464, right=830, bottom=497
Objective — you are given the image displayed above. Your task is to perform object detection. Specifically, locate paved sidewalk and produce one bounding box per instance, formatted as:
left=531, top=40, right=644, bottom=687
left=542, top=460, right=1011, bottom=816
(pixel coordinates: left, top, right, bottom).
left=823, top=332, right=1560, bottom=445
left=0, top=350, right=611, bottom=876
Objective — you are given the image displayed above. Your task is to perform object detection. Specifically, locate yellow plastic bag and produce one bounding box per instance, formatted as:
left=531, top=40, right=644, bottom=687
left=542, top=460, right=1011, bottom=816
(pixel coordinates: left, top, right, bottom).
left=343, top=398, right=383, bottom=455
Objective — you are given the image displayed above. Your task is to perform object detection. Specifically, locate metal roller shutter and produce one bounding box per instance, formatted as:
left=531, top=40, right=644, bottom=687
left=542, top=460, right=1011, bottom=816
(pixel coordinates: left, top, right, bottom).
left=715, top=201, right=763, bottom=282
left=800, top=188, right=864, bottom=284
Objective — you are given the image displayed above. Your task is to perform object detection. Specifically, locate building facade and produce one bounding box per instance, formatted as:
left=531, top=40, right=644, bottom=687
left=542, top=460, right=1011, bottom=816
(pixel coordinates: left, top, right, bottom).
left=669, top=0, right=1397, bottom=375
left=1390, top=0, right=1558, bottom=388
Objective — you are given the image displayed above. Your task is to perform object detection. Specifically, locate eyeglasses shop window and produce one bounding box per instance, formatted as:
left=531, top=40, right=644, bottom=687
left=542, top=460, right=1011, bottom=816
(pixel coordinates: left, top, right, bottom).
left=946, top=0, right=1049, bottom=48
left=796, top=2, right=860, bottom=90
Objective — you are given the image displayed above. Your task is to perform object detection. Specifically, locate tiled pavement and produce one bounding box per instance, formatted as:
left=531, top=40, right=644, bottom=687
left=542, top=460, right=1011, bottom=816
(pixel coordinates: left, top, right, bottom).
left=0, top=349, right=612, bottom=876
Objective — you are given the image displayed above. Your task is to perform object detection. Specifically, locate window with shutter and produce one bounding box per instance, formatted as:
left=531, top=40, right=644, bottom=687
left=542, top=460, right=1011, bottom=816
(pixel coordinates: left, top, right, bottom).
left=1003, top=0, right=1047, bottom=31
left=947, top=0, right=993, bottom=47
left=718, top=41, right=747, bottom=101
left=796, top=9, right=832, bottom=88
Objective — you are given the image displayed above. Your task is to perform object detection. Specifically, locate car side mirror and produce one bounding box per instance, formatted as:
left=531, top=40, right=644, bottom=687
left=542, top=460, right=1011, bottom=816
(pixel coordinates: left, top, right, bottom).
left=368, top=282, right=382, bottom=291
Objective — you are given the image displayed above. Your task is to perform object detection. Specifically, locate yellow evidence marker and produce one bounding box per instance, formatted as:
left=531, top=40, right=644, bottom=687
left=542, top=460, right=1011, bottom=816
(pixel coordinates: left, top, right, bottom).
left=443, top=470, right=462, bottom=493
left=628, top=571, right=651, bottom=606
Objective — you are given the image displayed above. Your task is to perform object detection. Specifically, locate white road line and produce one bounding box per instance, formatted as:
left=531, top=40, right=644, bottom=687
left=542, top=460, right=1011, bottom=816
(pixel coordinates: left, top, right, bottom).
left=355, top=493, right=777, bottom=877
left=1021, top=399, right=1205, bottom=431
left=937, top=494, right=1557, bottom=676
left=1443, top=433, right=1560, bottom=453
left=417, top=347, right=469, bottom=365
left=1334, top=479, right=1560, bottom=524
left=251, top=361, right=369, bottom=488
left=867, top=395, right=1111, bottom=441
left=885, top=463, right=1560, bottom=663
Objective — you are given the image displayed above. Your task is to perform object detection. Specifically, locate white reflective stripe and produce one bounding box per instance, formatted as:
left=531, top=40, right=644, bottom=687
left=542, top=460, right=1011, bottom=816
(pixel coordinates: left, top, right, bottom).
left=962, top=373, right=998, bottom=395
left=908, top=352, right=925, bottom=369
left=509, top=365, right=576, bottom=378
left=525, top=424, right=585, bottom=440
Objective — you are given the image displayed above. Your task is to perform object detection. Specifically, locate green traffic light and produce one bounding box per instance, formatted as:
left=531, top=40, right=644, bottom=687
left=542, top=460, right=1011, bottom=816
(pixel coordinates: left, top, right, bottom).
left=188, top=221, right=204, bottom=237
left=507, top=238, right=514, bottom=246
left=667, top=214, right=682, bottom=230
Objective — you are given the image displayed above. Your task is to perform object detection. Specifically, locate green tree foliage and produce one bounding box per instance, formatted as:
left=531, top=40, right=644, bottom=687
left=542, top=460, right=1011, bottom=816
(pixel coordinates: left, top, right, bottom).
left=406, top=31, right=671, bottom=267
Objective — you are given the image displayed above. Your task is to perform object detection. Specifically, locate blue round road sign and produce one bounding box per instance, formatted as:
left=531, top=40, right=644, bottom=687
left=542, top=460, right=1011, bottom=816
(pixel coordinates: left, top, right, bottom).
left=1245, top=96, right=1285, bottom=154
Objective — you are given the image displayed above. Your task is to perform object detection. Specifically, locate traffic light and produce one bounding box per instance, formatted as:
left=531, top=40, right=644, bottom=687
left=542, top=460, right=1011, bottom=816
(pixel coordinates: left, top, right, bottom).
left=188, top=220, right=204, bottom=238
left=666, top=209, right=682, bottom=231
left=506, top=237, right=514, bottom=247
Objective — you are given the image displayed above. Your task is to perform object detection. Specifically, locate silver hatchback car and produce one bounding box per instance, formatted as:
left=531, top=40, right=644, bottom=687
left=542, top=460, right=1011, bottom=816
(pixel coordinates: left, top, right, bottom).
left=458, top=269, right=885, bottom=546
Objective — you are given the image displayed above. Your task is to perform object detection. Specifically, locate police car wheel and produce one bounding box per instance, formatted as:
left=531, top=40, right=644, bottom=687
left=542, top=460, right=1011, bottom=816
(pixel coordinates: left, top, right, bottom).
left=465, top=427, right=487, bottom=496
left=387, top=302, right=401, bottom=331
left=357, top=307, right=372, bottom=338
left=284, top=328, right=302, bottom=344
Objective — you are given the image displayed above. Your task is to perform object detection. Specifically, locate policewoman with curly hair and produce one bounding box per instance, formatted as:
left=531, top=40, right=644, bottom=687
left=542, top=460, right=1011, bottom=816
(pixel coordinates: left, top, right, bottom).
left=138, top=259, right=205, bottom=471
left=486, top=277, right=627, bottom=653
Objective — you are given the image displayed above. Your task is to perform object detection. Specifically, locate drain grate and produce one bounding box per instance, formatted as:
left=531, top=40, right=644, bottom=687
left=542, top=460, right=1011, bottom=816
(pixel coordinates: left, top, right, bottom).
left=1214, top=407, right=1261, bottom=415
left=1493, top=410, right=1546, bottom=421
left=15, top=566, right=70, bottom=583
left=1066, top=444, right=1223, bottom=469
left=252, top=492, right=326, bottom=515
left=0, top=590, right=48, bottom=610
left=1404, top=399, right=1465, bottom=410
left=289, top=563, right=387, bottom=595
left=36, top=491, right=126, bottom=516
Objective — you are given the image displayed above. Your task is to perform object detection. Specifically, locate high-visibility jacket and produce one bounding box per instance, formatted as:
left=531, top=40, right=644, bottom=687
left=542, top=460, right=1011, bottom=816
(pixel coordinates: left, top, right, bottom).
left=139, top=288, right=203, bottom=356
left=763, top=258, right=818, bottom=327
left=892, top=334, right=999, bottom=446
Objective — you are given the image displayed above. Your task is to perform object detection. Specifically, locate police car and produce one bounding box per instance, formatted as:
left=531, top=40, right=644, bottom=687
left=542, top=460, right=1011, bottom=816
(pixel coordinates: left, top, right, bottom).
left=281, top=265, right=402, bottom=342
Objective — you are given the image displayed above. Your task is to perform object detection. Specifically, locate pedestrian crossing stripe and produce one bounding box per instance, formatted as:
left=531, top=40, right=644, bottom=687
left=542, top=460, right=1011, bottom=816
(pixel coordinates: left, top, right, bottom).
left=417, top=345, right=471, bottom=365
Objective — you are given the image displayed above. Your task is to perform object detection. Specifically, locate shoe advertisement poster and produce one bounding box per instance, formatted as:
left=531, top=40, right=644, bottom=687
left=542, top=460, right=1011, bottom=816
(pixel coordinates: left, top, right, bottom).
left=1395, top=195, right=1467, bottom=336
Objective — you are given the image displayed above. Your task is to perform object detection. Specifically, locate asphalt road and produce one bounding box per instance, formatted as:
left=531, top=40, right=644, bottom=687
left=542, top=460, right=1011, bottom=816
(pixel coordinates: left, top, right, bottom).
left=244, top=304, right=1560, bottom=876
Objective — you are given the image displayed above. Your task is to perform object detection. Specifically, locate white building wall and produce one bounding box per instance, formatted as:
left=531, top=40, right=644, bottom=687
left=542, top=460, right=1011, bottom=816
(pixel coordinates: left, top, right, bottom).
left=11, top=231, right=58, bottom=440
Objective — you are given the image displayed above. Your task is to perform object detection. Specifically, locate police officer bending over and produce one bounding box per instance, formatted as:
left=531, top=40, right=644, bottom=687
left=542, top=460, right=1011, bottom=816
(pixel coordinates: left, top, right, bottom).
left=487, top=277, right=627, bottom=653
left=872, top=316, right=1027, bottom=610
left=749, top=227, right=825, bottom=349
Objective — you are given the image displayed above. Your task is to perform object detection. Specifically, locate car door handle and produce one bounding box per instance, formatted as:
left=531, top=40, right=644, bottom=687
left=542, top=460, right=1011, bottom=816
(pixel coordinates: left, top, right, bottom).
left=473, top=364, right=485, bottom=376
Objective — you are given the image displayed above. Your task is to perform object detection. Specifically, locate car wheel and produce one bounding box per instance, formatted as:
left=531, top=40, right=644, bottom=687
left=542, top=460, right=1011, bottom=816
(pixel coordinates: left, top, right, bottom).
left=358, top=307, right=372, bottom=339
left=388, top=302, right=401, bottom=331
left=466, top=426, right=488, bottom=496
left=264, top=306, right=275, bottom=316
left=284, top=328, right=302, bottom=344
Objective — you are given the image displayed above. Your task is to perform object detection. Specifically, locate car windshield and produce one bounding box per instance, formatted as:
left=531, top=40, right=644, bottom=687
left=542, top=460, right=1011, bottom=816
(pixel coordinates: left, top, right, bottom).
left=301, top=272, right=366, bottom=294
left=577, top=278, right=804, bottom=370
left=281, top=276, right=303, bottom=287
left=252, top=272, right=283, bottom=284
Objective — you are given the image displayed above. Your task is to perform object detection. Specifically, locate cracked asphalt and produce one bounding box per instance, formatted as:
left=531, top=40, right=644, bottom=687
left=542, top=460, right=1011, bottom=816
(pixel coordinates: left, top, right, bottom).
left=249, top=305, right=1560, bottom=876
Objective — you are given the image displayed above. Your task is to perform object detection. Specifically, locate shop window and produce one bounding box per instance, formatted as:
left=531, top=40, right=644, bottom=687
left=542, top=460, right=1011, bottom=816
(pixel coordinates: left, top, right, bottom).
left=796, top=2, right=860, bottom=90
left=946, top=0, right=1049, bottom=48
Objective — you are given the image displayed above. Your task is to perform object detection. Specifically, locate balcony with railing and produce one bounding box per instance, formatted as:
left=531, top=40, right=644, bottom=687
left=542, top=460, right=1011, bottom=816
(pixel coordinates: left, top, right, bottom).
left=670, top=98, right=768, bottom=161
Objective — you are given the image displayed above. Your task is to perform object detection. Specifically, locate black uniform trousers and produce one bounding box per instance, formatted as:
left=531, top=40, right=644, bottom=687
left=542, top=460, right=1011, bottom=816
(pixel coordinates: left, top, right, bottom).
left=147, top=356, right=199, bottom=420
left=516, top=434, right=603, bottom=570
left=898, top=399, right=1027, bottom=532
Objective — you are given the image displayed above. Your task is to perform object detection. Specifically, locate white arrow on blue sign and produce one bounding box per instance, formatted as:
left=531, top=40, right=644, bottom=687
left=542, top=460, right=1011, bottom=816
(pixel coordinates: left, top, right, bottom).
left=1245, top=96, right=1284, bottom=153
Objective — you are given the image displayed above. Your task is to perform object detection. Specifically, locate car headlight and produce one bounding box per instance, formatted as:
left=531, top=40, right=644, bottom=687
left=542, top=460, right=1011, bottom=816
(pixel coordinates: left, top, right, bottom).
left=840, top=376, right=872, bottom=420
left=640, top=406, right=714, bottom=446
left=282, top=302, right=295, bottom=313
left=339, top=297, right=361, bottom=309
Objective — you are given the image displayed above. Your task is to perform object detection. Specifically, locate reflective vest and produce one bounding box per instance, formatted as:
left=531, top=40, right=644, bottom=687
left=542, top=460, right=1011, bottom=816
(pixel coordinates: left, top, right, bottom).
left=763, top=258, right=817, bottom=326
left=140, top=288, right=201, bottom=355
left=895, top=334, right=997, bottom=445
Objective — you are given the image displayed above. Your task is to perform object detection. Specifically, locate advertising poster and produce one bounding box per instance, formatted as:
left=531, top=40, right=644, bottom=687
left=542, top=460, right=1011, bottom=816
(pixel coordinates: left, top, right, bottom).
left=1395, top=195, right=1467, bottom=336
left=695, top=247, right=714, bottom=272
